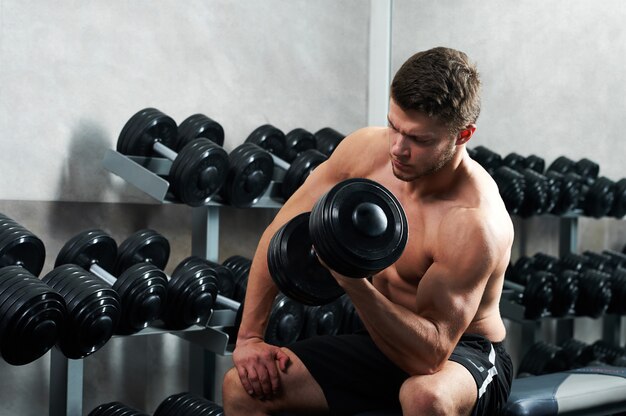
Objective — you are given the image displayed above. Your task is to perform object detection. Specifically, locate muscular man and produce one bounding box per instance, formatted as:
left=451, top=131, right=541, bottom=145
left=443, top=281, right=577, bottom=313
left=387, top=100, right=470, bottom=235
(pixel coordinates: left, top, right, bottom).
left=223, top=47, right=514, bottom=415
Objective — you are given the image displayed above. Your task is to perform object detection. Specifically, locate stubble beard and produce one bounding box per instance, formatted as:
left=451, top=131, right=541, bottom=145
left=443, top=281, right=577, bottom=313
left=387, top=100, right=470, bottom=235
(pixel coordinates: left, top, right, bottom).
left=392, top=143, right=457, bottom=182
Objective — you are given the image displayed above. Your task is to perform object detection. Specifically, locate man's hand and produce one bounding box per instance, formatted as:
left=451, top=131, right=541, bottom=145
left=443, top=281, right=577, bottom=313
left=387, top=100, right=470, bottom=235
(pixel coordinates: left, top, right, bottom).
left=232, top=337, right=290, bottom=399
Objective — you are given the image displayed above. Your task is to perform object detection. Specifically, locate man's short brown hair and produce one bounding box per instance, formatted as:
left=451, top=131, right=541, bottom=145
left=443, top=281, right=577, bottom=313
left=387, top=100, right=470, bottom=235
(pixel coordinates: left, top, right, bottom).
left=391, top=47, right=481, bottom=134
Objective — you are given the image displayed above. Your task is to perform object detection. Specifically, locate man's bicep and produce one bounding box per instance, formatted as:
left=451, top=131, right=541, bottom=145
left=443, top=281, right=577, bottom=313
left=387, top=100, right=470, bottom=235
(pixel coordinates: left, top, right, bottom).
left=415, top=246, right=495, bottom=346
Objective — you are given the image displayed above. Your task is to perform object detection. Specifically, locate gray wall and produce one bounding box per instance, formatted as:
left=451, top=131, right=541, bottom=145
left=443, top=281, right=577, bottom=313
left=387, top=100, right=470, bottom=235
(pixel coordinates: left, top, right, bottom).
left=1, top=0, right=625, bottom=414
left=0, top=0, right=368, bottom=414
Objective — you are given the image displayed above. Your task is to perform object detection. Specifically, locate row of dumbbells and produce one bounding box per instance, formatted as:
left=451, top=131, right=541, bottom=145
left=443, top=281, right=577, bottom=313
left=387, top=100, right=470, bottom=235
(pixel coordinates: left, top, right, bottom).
left=469, top=146, right=626, bottom=218
left=117, top=108, right=345, bottom=207
left=505, top=248, right=626, bottom=319
left=88, top=392, right=224, bottom=416
left=518, top=339, right=626, bottom=377
left=0, top=212, right=363, bottom=366
left=218, top=255, right=364, bottom=347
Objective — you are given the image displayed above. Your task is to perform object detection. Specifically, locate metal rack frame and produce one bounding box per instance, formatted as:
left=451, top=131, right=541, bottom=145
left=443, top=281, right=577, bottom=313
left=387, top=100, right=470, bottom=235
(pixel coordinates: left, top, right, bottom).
left=49, top=150, right=285, bottom=416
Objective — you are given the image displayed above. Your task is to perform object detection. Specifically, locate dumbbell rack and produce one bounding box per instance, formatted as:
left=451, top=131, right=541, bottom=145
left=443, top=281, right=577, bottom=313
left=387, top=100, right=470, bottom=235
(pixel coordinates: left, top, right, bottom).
left=500, top=213, right=624, bottom=356
left=47, top=150, right=284, bottom=416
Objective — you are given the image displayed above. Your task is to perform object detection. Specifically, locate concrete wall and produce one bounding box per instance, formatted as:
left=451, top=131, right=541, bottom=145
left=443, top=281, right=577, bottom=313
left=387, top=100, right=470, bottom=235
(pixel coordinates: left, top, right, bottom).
left=0, top=0, right=369, bottom=414
left=0, top=0, right=625, bottom=414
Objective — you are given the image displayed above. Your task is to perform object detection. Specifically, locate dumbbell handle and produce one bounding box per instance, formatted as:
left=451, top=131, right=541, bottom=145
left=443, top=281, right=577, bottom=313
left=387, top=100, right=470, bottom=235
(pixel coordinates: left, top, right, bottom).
left=503, top=280, right=525, bottom=293
left=88, top=263, right=118, bottom=286
left=269, top=153, right=291, bottom=171
left=153, top=141, right=178, bottom=162
left=216, top=294, right=240, bottom=311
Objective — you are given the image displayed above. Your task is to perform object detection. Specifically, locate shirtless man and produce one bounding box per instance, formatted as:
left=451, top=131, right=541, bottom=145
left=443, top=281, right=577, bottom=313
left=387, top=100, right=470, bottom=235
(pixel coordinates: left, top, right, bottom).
left=222, top=47, right=514, bottom=415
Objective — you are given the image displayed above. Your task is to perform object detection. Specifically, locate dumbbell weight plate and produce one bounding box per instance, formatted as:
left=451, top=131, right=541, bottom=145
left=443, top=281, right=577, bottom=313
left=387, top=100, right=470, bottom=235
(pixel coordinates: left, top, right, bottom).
left=221, top=256, right=252, bottom=302
left=154, top=392, right=187, bottom=416
left=314, top=127, right=345, bottom=156
left=265, top=294, right=304, bottom=346
left=118, top=108, right=168, bottom=156
left=63, top=294, right=120, bottom=359
left=163, top=263, right=218, bottom=329
left=114, top=229, right=170, bottom=275
left=281, top=149, right=328, bottom=200
left=583, top=177, right=615, bottom=218
left=283, top=128, right=316, bottom=163
left=245, top=124, right=287, bottom=159
left=0, top=215, right=46, bottom=275
left=309, top=178, right=408, bottom=278
left=170, top=138, right=230, bottom=206
left=169, top=394, right=198, bottom=416
left=117, top=108, right=179, bottom=156
left=222, top=143, right=274, bottom=208
left=177, top=256, right=238, bottom=305
left=610, top=178, right=626, bottom=218
left=1, top=289, right=65, bottom=365
left=268, top=212, right=344, bottom=306
left=112, top=263, right=168, bottom=335
left=206, top=260, right=237, bottom=300
left=177, top=113, right=225, bottom=149
left=55, top=229, right=118, bottom=272
left=302, top=298, right=344, bottom=339
left=0, top=276, right=43, bottom=327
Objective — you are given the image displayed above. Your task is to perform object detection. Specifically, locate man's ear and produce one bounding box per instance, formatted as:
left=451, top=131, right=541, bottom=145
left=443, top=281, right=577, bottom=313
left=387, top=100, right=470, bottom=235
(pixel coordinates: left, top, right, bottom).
left=456, top=124, right=476, bottom=145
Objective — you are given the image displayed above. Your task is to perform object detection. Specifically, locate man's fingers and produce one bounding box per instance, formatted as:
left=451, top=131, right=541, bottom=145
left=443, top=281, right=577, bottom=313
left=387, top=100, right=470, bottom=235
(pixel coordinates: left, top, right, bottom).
left=276, top=349, right=290, bottom=372
left=237, top=366, right=254, bottom=395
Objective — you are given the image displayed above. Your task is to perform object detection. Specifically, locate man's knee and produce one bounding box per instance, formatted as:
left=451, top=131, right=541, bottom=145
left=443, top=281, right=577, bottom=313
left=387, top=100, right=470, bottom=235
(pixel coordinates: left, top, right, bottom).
left=399, top=377, right=456, bottom=416
left=223, top=367, right=249, bottom=405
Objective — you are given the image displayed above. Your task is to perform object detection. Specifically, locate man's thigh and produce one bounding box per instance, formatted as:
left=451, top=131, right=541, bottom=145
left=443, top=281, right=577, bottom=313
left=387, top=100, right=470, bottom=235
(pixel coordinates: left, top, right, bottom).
left=287, top=332, right=408, bottom=415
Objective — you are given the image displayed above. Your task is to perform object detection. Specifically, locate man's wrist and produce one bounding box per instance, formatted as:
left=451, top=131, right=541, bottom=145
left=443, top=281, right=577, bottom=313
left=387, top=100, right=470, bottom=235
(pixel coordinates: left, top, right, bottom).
left=235, top=333, right=264, bottom=347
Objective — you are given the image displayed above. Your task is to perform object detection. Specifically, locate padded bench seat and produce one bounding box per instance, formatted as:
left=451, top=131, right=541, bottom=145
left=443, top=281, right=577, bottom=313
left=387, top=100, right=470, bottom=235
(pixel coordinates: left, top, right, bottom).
left=503, top=366, right=626, bottom=416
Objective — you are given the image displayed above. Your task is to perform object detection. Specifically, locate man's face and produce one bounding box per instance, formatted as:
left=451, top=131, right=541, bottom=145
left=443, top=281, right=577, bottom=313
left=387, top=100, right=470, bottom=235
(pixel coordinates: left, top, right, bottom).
left=387, top=99, right=457, bottom=182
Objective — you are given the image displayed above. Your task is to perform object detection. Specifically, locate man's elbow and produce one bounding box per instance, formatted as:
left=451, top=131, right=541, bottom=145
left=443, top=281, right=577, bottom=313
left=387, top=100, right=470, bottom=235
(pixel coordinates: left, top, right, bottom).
left=401, top=349, right=449, bottom=376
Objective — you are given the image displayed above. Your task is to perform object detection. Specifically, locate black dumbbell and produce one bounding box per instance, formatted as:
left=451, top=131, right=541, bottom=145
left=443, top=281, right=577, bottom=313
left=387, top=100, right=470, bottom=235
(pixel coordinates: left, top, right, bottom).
left=502, top=152, right=545, bottom=174
left=281, top=150, right=329, bottom=200
left=547, top=156, right=616, bottom=218
left=222, top=255, right=253, bottom=302
left=154, top=392, right=224, bottom=416
left=190, top=256, right=304, bottom=346
left=113, top=229, right=218, bottom=330
left=246, top=123, right=318, bottom=164
left=517, top=339, right=610, bottom=377
left=268, top=178, right=408, bottom=306
left=284, top=128, right=317, bottom=162
left=53, top=229, right=168, bottom=338
left=301, top=297, right=344, bottom=339
left=251, top=140, right=328, bottom=201
left=117, top=108, right=230, bottom=206
left=245, top=124, right=288, bottom=160
left=507, top=253, right=579, bottom=318
left=504, top=267, right=554, bottom=320
left=87, top=401, right=149, bottom=416
left=177, top=113, right=225, bottom=147
left=221, top=143, right=275, bottom=207
left=470, top=146, right=503, bottom=175
left=558, top=252, right=614, bottom=317
left=517, top=341, right=563, bottom=376
left=246, top=126, right=331, bottom=201
left=0, top=213, right=66, bottom=365
left=314, top=127, right=345, bottom=156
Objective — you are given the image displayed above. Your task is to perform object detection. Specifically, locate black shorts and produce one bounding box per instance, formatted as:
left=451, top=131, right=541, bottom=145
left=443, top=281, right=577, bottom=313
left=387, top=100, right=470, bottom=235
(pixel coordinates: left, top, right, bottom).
left=288, top=331, right=513, bottom=416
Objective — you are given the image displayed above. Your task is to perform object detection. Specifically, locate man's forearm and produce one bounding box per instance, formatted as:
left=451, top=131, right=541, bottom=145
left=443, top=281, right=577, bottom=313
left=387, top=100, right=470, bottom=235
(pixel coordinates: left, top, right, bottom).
left=341, top=279, right=448, bottom=375
left=236, top=231, right=281, bottom=344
